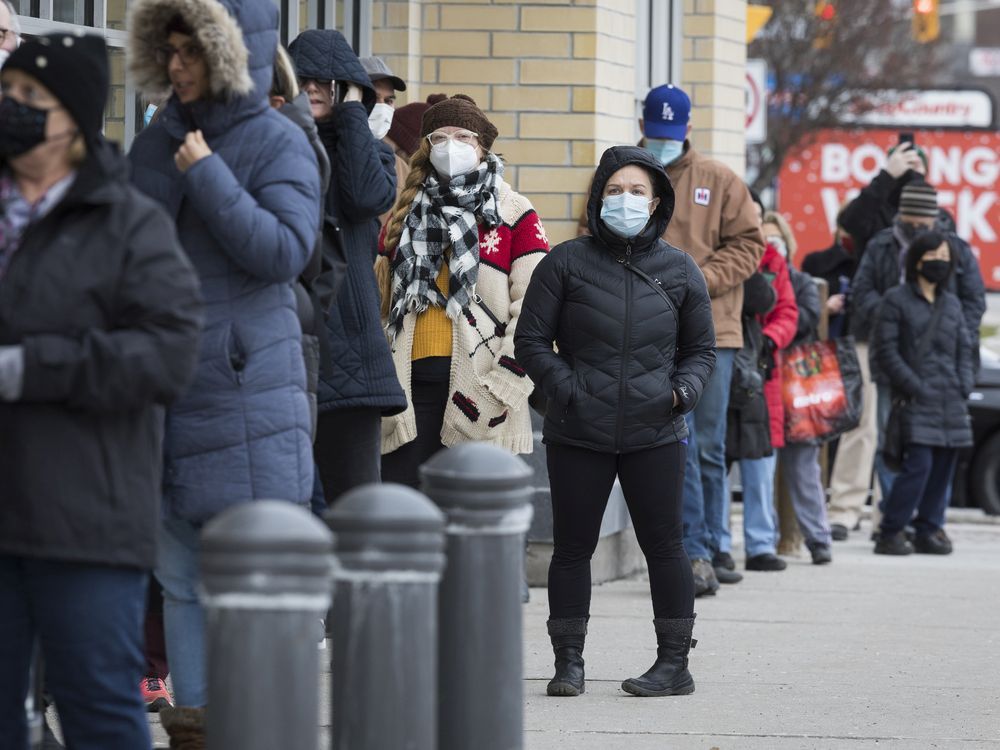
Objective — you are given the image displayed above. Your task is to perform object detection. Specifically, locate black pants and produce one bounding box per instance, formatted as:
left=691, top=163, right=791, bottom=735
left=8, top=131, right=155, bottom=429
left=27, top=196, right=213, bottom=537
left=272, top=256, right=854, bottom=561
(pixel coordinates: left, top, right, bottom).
left=314, top=406, right=383, bottom=504
left=382, top=357, right=451, bottom=489
left=547, top=441, right=694, bottom=620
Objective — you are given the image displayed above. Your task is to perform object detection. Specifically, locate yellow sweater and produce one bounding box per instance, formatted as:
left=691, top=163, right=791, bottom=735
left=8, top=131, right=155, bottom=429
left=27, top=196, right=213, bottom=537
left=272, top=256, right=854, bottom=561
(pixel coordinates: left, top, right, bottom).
left=411, top=262, right=453, bottom=360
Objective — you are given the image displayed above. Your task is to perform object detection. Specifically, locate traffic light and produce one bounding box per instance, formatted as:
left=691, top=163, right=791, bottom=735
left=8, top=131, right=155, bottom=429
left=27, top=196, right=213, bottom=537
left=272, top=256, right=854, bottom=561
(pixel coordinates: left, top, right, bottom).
left=912, top=0, right=940, bottom=43
left=813, top=1, right=836, bottom=49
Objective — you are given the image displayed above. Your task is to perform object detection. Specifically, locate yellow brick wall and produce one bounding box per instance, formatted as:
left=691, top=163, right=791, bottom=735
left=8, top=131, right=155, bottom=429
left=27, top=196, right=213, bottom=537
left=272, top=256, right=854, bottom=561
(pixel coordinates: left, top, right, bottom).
left=681, top=0, right=748, bottom=176
left=371, top=0, right=749, bottom=243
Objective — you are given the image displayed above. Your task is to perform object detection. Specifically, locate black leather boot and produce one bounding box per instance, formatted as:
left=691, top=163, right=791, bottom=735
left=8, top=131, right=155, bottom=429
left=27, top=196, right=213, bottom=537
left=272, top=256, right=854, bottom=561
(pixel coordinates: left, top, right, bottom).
left=621, top=616, right=696, bottom=697
left=546, top=618, right=587, bottom=696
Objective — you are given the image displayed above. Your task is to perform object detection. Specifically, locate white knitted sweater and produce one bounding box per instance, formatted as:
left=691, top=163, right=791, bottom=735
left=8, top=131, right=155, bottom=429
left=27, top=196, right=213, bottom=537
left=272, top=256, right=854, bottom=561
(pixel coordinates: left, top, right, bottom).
left=382, top=182, right=549, bottom=455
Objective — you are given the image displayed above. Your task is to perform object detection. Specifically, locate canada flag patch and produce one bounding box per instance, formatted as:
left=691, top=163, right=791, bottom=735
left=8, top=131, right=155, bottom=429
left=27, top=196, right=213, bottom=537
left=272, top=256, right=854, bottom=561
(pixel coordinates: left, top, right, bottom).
left=694, top=188, right=711, bottom=206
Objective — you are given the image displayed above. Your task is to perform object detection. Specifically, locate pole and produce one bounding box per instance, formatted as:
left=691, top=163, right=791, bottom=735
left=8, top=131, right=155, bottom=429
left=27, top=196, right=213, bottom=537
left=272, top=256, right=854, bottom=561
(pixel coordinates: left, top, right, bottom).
left=325, top=484, right=445, bottom=750
left=200, top=501, right=334, bottom=750
left=420, top=443, right=533, bottom=750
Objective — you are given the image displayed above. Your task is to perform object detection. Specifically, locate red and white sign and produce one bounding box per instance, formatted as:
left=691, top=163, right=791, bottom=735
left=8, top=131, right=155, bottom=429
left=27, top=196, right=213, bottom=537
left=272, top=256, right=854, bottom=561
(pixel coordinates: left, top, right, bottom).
left=746, top=59, right=767, bottom=145
left=778, top=128, right=1000, bottom=288
left=838, top=90, right=993, bottom=129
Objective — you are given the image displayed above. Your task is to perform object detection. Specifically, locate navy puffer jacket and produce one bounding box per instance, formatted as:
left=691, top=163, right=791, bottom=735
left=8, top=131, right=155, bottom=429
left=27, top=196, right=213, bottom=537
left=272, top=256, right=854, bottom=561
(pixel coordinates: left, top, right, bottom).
left=515, top=146, right=716, bottom=454
left=874, top=284, right=974, bottom=448
left=288, top=30, right=406, bottom=416
left=128, top=0, right=322, bottom=520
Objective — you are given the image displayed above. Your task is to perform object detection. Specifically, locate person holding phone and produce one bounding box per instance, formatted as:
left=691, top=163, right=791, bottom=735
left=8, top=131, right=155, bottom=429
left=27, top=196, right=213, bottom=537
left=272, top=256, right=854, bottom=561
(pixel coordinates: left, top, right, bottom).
left=287, top=29, right=407, bottom=506
left=127, top=0, right=322, bottom=740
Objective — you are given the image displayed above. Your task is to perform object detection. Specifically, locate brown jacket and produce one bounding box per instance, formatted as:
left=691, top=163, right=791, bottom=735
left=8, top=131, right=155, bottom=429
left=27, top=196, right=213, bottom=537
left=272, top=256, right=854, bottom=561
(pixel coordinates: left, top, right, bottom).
left=578, top=143, right=763, bottom=348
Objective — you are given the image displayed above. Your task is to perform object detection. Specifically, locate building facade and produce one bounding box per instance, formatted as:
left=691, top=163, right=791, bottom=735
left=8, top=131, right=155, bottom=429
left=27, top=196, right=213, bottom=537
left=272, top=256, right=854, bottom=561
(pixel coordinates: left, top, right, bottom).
left=10, top=0, right=749, bottom=246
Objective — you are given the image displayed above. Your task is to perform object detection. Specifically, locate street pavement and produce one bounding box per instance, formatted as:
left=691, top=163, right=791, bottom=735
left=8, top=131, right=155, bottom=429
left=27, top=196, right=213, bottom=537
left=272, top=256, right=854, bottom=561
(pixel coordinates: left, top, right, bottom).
left=106, top=511, right=1000, bottom=748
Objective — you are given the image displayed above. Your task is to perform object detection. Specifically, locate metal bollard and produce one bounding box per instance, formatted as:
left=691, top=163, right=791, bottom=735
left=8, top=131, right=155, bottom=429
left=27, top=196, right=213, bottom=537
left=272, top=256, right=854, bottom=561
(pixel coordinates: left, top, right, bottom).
left=201, top=500, right=334, bottom=750
left=420, top=443, right=534, bottom=750
left=325, top=484, right=445, bottom=750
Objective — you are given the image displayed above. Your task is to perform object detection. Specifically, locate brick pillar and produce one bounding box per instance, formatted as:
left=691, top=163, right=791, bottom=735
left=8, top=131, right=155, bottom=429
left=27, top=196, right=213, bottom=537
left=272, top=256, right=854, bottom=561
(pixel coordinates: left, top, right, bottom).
left=681, top=0, right=748, bottom=177
left=372, top=1, right=638, bottom=247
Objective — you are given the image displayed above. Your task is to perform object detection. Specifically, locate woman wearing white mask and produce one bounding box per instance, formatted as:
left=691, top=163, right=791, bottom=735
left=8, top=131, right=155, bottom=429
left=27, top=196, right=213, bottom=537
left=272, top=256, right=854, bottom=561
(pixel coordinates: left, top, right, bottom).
left=515, top=146, right=716, bottom=699
left=377, top=94, right=549, bottom=486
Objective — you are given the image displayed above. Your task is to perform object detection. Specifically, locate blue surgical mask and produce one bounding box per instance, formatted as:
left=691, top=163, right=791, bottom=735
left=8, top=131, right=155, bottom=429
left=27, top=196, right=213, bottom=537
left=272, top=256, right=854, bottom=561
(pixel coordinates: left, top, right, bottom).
left=601, top=193, right=653, bottom=239
left=645, top=138, right=684, bottom=166
left=143, top=104, right=158, bottom=127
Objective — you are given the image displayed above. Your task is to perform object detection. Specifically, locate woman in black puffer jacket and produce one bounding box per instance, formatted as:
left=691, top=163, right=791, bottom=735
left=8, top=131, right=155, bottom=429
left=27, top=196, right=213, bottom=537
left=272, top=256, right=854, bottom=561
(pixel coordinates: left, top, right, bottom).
left=515, top=146, right=716, bottom=700
left=873, top=231, right=975, bottom=557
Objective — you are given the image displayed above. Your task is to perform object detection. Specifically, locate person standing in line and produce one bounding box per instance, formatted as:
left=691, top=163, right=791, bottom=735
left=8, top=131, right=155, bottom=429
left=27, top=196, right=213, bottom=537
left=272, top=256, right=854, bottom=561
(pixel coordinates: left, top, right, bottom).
left=516, top=146, right=716, bottom=698
left=737, top=224, right=798, bottom=572
left=377, top=95, right=548, bottom=487
left=763, top=212, right=834, bottom=565
left=851, top=181, right=984, bottom=512
left=127, top=0, right=321, bottom=741
left=287, top=29, right=407, bottom=506
left=0, top=33, right=202, bottom=748
left=579, top=85, right=764, bottom=595
left=360, top=55, right=409, bottom=224
left=873, top=232, right=973, bottom=556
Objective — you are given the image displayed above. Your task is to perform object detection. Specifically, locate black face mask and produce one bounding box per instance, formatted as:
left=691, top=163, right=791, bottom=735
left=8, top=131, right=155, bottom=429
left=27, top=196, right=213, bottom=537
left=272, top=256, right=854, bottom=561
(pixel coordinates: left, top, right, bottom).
left=919, top=259, right=951, bottom=284
left=0, top=97, right=49, bottom=158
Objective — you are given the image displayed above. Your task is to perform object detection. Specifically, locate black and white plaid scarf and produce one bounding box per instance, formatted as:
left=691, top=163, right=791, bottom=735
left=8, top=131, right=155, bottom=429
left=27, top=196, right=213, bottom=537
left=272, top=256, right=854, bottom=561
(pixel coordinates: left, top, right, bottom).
left=388, top=152, right=503, bottom=338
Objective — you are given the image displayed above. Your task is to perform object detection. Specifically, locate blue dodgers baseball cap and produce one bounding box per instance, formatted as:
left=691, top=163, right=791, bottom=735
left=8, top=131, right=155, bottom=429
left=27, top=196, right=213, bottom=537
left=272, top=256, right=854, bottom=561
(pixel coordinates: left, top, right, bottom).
left=642, top=84, right=691, bottom=140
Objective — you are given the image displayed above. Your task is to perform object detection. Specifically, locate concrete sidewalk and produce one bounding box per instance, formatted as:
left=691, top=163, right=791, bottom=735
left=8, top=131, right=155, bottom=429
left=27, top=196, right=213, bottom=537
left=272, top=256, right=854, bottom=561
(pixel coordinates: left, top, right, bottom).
left=134, top=516, right=1000, bottom=749
left=523, top=517, right=1000, bottom=749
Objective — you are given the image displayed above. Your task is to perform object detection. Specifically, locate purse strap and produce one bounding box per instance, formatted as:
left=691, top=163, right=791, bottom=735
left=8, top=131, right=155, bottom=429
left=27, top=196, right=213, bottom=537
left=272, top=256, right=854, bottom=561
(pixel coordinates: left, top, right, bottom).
left=621, top=261, right=678, bottom=325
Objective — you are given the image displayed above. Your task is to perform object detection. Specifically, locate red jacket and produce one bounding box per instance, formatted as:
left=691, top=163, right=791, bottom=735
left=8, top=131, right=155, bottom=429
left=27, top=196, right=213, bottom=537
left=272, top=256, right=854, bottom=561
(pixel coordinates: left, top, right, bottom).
left=759, top=243, right=798, bottom=448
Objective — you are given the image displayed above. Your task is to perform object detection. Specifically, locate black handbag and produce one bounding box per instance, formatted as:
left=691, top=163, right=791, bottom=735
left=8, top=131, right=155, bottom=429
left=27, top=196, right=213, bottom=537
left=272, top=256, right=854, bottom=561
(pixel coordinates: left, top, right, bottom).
left=881, top=297, right=945, bottom=472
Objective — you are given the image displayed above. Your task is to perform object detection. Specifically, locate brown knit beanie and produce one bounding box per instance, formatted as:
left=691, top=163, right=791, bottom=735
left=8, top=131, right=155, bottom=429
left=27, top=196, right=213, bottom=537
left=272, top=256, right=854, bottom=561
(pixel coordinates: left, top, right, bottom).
left=899, top=181, right=938, bottom=218
left=420, top=94, right=499, bottom=150
left=387, top=94, right=446, bottom=158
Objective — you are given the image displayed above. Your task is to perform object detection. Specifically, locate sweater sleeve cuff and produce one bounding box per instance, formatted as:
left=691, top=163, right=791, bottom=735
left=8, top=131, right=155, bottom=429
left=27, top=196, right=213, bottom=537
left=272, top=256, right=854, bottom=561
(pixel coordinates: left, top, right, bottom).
left=482, top=363, right=534, bottom=411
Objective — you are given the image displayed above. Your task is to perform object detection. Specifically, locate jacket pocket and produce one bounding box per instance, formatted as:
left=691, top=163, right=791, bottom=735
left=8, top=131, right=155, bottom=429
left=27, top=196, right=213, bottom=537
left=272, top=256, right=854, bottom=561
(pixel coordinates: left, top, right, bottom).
left=224, top=323, right=247, bottom=385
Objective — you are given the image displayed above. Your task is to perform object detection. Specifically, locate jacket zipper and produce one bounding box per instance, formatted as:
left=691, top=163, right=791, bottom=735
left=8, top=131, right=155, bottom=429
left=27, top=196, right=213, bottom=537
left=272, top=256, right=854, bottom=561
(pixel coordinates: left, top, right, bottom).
left=616, top=244, right=633, bottom=452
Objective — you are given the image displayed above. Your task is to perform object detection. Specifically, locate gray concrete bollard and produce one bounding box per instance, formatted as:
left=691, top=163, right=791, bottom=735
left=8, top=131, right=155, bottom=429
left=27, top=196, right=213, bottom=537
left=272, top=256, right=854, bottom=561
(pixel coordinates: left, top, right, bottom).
left=324, top=484, right=446, bottom=750
left=200, top=500, right=334, bottom=750
left=420, top=443, right=534, bottom=750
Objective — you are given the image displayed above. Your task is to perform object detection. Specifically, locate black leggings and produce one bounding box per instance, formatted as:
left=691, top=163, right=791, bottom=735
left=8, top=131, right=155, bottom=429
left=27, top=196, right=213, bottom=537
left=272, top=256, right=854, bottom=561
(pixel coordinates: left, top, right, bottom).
left=382, top=357, right=451, bottom=489
left=547, top=441, right=694, bottom=620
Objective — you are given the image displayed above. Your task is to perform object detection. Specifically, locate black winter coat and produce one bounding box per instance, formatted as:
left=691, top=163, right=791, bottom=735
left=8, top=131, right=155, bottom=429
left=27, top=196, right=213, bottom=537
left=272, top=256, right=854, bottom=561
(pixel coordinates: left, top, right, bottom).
left=0, top=143, right=203, bottom=569
left=789, top=267, right=821, bottom=345
left=874, top=284, right=973, bottom=448
left=288, top=30, right=406, bottom=415
left=515, top=146, right=716, bottom=454
left=726, top=276, right=773, bottom=462
left=801, top=241, right=854, bottom=334
left=851, top=228, right=985, bottom=357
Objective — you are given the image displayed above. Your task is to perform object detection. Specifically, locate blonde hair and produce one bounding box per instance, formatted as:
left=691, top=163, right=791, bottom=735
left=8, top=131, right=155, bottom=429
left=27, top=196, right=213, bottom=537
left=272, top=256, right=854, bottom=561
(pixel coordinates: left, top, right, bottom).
left=270, top=45, right=299, bottom=101
left=376, top=139, right=434, bottom=318
left=762, top=210, right=797, bottom=258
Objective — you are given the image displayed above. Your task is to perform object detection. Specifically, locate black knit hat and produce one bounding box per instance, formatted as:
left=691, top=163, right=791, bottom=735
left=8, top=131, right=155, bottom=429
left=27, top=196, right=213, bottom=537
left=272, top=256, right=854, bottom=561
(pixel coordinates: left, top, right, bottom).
left=899, top=180, right=938, bottom=218
left=3, top=32, right=109, bottom=145
left=421, top=94, right=498, bottom=150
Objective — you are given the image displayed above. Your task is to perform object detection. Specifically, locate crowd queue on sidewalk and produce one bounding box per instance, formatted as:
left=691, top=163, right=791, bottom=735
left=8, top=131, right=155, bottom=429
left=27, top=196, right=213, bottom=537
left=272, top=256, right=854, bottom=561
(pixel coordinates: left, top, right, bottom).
left=0, top=0, right=985, bottom=745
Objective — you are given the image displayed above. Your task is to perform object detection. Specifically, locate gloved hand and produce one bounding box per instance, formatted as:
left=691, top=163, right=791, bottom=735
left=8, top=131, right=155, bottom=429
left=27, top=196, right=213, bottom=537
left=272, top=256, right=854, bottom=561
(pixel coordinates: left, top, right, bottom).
left=0, top=345, right=25, bottom=401
left=759, top=335, right=777, bottom=381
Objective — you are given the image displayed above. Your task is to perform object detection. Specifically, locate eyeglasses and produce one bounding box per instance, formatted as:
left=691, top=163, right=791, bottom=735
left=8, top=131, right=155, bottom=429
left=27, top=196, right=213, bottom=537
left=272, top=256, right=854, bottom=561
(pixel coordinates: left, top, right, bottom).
left=426, top=130, right=479, bottom=147
left=154, top=43, right=203, bottom=67
left=298, top=77, right=333, bottom=89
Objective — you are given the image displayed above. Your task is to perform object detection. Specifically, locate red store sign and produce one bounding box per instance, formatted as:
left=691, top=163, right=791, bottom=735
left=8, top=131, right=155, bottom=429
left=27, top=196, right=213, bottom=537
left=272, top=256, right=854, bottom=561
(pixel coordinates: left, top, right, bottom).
left=778, top=128, right=1000, bottom=288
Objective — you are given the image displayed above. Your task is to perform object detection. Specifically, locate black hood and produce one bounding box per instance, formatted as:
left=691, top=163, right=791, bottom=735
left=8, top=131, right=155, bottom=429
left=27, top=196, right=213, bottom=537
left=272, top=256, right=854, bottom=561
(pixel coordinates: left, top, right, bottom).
left=287, top=29, right=377, bottom=113
left=586, top=145, right=675, bottom=251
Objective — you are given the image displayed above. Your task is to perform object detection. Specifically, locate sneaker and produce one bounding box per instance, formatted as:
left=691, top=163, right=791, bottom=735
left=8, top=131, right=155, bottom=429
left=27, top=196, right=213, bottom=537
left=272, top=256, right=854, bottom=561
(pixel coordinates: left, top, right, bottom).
left=830, top=523, right=849, bottom=542
left=808, top=543, right=833, bottom=565
left=874, top=531, right=913, bottom=556
left=745, top=553, right=787, bottom=571
left=141, top=677, right=173, bottom=712
left=913, top=529, right=953, bottom=555
left=691, top=558, right=720, bottom=597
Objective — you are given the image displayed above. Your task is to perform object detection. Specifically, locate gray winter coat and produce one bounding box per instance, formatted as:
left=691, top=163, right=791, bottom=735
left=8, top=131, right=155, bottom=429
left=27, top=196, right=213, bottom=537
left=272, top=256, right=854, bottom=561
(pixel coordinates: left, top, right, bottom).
left=128, top=0, right=322, bottom=521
